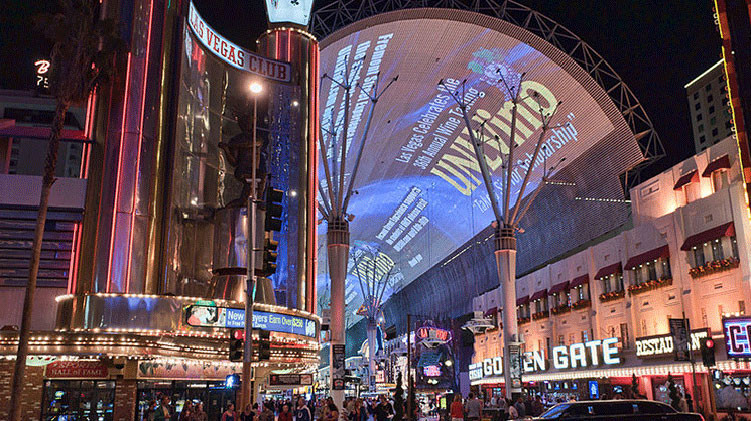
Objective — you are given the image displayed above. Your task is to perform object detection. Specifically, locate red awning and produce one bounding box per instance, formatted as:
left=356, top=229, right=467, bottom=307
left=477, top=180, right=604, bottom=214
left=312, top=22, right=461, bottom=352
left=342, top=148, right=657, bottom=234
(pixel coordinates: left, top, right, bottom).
left=484, top=307, right=497, bottom=317
left=548, top=281, right=570, bottom=294
left=673, top=170, right=698, bottom=190
left=681, top=222, right=735, bottom=251
left=702, top=155, right=731, bottom=177
left=624, top=245, right=669, bottom=269
left=595, top=263, right=622, bottom=279
left=530, top=289, right=548, bottom=301
left=516, top=295, right=529, bottom=306
left=570, top=274, right=590, bottom=288
left=0, top=125, right=87, bottom=142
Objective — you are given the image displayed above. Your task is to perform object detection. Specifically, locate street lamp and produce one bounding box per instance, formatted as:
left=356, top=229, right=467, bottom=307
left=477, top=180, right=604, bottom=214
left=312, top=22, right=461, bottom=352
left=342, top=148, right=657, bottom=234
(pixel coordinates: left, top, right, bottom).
left=242, top=79, right=264, bottom=409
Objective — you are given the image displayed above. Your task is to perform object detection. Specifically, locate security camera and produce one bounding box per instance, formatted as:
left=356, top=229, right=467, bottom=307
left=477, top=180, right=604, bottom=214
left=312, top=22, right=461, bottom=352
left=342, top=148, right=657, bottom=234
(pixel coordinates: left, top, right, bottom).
left=112, top=357, right=126, bottom=370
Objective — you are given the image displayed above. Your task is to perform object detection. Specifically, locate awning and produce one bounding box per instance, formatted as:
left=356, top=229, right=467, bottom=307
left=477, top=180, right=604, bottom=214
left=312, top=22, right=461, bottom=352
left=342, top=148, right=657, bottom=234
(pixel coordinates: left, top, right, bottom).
left=673, top=170, right=698, bottom=190
left=484, top=307, right=497, bottom=317
left=548, top=281, right=570, bottom=294
left=624, top=245, right=669, bottom=269
left=595, top=262, right=622, bottom=279
left=702, top=154, right=731, bottom=177
left=516, top=295, right=529, bottom=306
left=530, top=289, right=548, bottom=301
left=0, top=125, right=88, bottom=142
left=570, top=274, right=589, bottom=288
left=680, top=222, right=735, bottom=251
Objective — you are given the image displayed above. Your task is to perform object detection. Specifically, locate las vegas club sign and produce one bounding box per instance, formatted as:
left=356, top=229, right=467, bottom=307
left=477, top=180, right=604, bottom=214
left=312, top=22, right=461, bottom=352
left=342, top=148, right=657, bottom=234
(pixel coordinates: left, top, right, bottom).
left=265, top=0, right=314, bottom=27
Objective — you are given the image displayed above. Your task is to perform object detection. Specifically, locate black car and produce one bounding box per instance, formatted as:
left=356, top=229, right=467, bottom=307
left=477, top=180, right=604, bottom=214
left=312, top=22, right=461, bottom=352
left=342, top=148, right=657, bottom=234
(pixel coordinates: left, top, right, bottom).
left=534, top=400, right=704, bottom=420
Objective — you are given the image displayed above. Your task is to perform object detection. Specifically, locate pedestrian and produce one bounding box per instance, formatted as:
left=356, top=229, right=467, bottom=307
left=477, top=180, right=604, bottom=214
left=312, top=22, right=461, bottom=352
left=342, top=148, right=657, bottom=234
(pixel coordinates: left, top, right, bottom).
left=260, top=403, right=275, bottom=421
left=222, top=403, right=238, bottom=421
left=506, top=399, right=518, bottom=421
left=297, top=397, right=313, bottom=421
left=155, top=395, right=173, bottom=421
left=240, top=404, right=254, bottom=421
left=465, top=393, right=483, bottom=421
left=145, top=400, right=158, bottom=421
left=513, top=398, right=525, bottom=419
left=279, top=404, right=293, bottom=421
left=450, top=394, right=464, bottom=421
left=350, top=398, right=368, bottom=421
left=193, top=402, right=208, bottom=421
left=531, top=396, right=543, bottom=417
left=375, top=395, right=394, bottom=421
left=326, top=401, right=340, bottom=421
left=180, top=400, right=194, bottom=421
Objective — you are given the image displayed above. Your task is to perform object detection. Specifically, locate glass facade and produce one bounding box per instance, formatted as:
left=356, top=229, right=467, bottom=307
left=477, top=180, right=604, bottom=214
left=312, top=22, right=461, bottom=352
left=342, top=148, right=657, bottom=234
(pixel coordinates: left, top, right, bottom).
left=42, top=380, right=116, bottom=421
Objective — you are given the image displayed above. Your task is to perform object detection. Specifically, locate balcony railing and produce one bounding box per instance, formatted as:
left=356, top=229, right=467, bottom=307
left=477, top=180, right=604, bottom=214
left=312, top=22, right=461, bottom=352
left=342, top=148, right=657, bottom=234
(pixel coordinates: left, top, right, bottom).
left=627, top=277, right=672, bottom=295
left=599, top=290, right=625, bottom=303
left=550, top=303, right=571, bottom=315
left=572, top=299, right=591, bottom=310
left=532, top=310, right=549, bottom=321
left=689, top=257, right=740, bottom=278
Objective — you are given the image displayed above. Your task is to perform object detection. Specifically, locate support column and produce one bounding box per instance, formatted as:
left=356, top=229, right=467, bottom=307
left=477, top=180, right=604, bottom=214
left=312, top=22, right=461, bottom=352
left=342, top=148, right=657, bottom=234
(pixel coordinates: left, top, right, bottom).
left=495, top=226, right=520, bottom=400
left=113, top=378, right=137, bottom=421
left=367, top=320, right=377, bottom=392
left=328, top=217, right=349, bottom=410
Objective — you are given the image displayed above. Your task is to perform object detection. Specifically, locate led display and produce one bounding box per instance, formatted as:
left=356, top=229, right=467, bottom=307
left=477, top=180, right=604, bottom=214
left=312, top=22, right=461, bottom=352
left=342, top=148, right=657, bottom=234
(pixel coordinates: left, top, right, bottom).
left=317, top=10, right=644, bottom=322
left=724, top=316, right=751, bottom=358
left=265, top=0, right=314, bottom=26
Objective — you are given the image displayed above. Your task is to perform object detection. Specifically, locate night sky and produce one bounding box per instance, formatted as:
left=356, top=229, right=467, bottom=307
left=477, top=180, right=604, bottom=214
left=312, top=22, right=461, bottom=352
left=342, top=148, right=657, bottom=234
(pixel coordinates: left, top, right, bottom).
left=1, top=0, right=721, bottom=169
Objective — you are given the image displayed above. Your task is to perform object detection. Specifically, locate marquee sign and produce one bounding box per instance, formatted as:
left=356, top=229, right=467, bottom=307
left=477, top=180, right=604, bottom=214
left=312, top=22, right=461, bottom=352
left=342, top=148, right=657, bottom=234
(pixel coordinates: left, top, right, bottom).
left=269, top=373, right=313, bottom=386
left=724, top=316, right=751, bottom=358
left=635, top=328, right=710, bottom=358
left=185, top=305, right=317, bottom=337
left=469, top=337, right=621, bottom=382
left=416, top=323, right=452, bottom=348
left=187, top=1, right=291, bottom=82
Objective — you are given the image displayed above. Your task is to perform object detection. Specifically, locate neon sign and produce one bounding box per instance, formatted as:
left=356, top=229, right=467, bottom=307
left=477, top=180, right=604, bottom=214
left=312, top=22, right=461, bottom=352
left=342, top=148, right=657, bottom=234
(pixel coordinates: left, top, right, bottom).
left=423, top=365, right=442, bottom=377
left=635, top=328, right=710, bottom=358
left=724, top=317, right=751, bottom=358
left=184, top=305, right=317, bottom=337
left=35, top=59, right=50, bottom=89
left=187, top=1, right=291, bottom=82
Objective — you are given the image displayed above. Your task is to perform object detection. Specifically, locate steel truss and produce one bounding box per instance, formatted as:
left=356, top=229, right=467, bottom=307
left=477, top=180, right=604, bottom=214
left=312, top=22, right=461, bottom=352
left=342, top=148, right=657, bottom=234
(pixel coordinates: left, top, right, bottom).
left=311, top=0, right=666, bottom=194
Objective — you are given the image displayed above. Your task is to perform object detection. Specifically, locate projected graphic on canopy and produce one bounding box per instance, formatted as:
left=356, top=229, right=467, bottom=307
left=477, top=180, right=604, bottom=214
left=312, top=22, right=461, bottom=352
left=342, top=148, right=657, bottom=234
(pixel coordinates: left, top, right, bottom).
left=317, top=13, right=642, bottom=323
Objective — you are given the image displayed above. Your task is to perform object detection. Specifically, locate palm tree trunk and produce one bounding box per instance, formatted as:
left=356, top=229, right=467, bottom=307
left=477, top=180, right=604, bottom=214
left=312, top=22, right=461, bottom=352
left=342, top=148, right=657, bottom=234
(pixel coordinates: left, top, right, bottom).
left=9, top=100, right=69, bottom=421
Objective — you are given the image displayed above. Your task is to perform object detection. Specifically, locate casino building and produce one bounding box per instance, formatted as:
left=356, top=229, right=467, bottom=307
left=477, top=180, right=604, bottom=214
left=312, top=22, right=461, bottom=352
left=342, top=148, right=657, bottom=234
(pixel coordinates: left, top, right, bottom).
left=469, top=135, right=751, bottom=417
left=0, top=1, right=320, bottom=419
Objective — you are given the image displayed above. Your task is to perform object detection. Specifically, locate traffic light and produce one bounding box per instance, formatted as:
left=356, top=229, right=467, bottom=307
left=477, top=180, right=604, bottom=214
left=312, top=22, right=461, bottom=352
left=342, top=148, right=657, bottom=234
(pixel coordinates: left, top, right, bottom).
left=264, top=188, right=284, bottom=232
left=229, top=329, right=244, bottom=362
left=258, top=329, right=271, bottom=361
left=261, top=233, right=278, bottom=277
left=700, top=337, right=716, bottom=368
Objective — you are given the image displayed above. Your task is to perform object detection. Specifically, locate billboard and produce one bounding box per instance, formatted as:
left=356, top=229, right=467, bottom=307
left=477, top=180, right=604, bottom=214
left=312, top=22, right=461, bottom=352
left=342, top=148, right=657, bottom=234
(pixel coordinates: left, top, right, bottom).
left=724, top=316, right=751, bottom=358
left=184, top=305, right=318, bottom=337
left=318, top=10, right=644, bottom=320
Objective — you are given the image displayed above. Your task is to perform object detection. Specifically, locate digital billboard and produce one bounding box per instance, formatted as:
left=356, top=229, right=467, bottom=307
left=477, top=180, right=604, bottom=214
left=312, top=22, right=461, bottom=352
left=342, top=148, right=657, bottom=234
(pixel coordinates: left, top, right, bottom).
left=724, top=316, right=751, bottom=358
left=184, top=305, right=318, bottom=337
left=317, top=9, right=644, bottom=321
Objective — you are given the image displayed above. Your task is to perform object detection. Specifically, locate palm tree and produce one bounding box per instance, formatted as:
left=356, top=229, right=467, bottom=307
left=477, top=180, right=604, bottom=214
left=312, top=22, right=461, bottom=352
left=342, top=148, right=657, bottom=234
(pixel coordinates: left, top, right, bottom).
left=9, top=1, right=122, bottom=419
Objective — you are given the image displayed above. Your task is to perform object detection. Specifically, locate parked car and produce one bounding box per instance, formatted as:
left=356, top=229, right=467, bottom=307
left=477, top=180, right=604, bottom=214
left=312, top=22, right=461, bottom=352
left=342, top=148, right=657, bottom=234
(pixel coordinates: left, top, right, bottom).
left=534, top=400, right=703, bottom=420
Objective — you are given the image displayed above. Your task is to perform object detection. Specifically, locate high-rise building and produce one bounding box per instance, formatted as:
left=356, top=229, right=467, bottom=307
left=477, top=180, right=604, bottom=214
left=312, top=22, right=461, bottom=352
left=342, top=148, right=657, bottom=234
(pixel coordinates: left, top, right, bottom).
left=685, top=60, right=735, bottom=153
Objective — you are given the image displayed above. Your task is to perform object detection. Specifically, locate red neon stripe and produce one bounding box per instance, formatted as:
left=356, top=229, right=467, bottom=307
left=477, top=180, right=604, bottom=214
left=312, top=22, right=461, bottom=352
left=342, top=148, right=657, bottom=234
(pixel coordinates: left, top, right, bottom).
left=125, top=0, right=154, bottom=293
left=107, top=52, right=132, bottom=293
left=67, top=222, right=78, bottom=294
left=287, top=29, right=291, bottom=61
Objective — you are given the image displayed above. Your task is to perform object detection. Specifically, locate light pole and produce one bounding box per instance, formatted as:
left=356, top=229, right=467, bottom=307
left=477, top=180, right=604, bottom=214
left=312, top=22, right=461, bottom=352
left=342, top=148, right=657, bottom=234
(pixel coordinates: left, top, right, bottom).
left=242, top=80, right=263, bottom=409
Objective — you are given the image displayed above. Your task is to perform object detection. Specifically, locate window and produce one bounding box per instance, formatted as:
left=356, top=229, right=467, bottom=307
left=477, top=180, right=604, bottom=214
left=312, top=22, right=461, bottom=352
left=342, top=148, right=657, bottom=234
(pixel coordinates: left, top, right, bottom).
left=712, top=128, right=719, bottom=136
left=641, top=319, right=648, bottom=336
left=697, top=113, right=703, bottom=121
left=700, top=135, right=707, bottom=143
left=694, top=92, right=700, bottom=100
left=712, top=239, right=725, bottom=260
left=684, top=181, right=701, bottom=203
left=546, top=337, right=551, bottom=357
left=709, top=105, right=715, bottom=114
left=712, top=169, right=730, bottom=192
left=693, top=247, right=706, bottom=267
left=695, top=102, right=701, bottom=111
left=620, top=323, right=630, bottom=349
left=708, top=95, right=714, bottom=103
left=581, top=330, right=589, bottom=342
left=711, top=116, right=717, bottom=125
left=706, top=84, right=712, bottom=91
left=602, top=273, right=624, bottom=293
left=698, top=124, right=704, bottom=132
left=558, top=335, right=565, bottom=346
left=690, top=235, right=739, bottom=269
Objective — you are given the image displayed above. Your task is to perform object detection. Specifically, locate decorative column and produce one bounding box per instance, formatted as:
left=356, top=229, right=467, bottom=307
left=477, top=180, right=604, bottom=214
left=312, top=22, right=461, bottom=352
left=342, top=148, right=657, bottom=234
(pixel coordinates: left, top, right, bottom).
left=495, top=226, right=520, bottom=399
left=327, top=217, right=349, bottom=410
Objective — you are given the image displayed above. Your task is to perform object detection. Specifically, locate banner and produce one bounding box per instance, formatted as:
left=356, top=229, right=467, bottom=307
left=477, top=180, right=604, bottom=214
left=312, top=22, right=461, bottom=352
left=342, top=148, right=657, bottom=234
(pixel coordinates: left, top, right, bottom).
left=187, top=1, right=291, bottom=82
left=332, top=344, right=346, bottom=390
left=669, top=318, right=691, bottom=362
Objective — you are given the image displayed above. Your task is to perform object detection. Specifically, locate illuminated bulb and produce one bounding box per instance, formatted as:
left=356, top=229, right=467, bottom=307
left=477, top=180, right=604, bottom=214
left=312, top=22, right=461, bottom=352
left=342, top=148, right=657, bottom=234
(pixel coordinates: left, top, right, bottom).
left=250, top=82, right=263, bottom=94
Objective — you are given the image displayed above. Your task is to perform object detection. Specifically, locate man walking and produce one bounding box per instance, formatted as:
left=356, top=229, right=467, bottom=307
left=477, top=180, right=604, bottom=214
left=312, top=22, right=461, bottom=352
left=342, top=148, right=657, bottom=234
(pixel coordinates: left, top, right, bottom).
left=465, top=393, right=483, bottom=421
